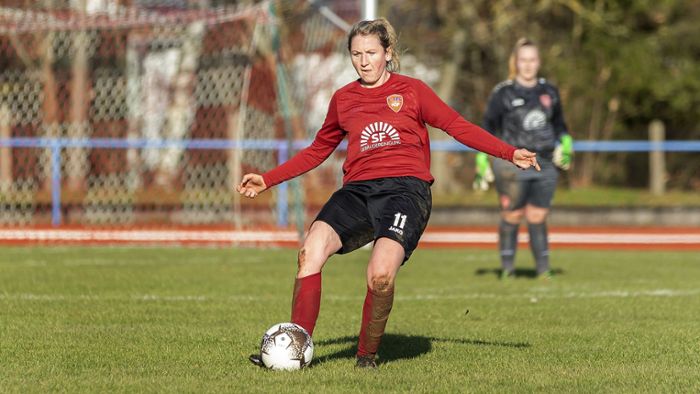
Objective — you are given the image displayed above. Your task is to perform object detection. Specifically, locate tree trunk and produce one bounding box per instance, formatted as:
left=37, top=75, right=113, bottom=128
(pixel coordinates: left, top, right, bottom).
left=431, top=28, right=467, bottom=193
left=67, top=24, right=90, bottom=191
left=40, top=34, right=60, bottom=191
left=576, top=65, right=610, bottom=187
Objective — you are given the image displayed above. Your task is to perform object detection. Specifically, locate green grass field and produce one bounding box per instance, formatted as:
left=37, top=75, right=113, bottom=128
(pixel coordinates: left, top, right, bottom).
left=1, top=246, right=699, bottom=393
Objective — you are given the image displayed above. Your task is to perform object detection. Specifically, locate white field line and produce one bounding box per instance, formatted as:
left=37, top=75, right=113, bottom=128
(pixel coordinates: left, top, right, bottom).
left=0, top=229, right=298, bottom=243
left=419, top=232, right=700, bottom=244
left=2, top=289, right=699, bottom=303
left=1, top=229, right=699, bottom=245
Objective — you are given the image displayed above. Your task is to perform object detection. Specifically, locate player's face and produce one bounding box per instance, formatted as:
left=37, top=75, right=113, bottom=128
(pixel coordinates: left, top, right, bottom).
left=350, top=34, right=392, bottom=88
left=516, top=46, right=540, bottom=84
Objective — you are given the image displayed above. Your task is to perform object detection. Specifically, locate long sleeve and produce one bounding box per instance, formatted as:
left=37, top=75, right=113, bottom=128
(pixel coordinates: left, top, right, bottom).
left=415, top=80, right=516, bottom=161
left=482, top=90, right=504, bottom=136
left=262, top=94, right=345, bottom=188
left=551, top=87, right=569, bottom=139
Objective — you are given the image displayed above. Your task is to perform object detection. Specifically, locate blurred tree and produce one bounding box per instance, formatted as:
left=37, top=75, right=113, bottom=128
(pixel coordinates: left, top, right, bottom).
left=381, top=0, right=700, bottom=190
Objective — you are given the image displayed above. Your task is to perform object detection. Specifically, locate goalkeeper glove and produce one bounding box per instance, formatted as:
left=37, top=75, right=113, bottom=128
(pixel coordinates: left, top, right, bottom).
left=473, top=152, right=494, bottom=191
left=553, top=134, right=573, bottom=170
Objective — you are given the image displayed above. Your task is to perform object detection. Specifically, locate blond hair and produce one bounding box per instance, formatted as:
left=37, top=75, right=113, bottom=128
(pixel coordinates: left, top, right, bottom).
left=347, top=18, right=401, bottom=72
left=508, top=38, right=537, bottom=80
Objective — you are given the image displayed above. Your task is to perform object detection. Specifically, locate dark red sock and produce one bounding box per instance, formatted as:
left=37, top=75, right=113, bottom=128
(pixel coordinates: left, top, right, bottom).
left=357, top=285, right=394, bottom=357
left=290, top=272, right=322, bottom=336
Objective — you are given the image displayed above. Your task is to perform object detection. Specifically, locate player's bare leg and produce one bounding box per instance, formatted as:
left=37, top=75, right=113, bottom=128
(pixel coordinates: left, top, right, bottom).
left=356, top=237, right=404, bottom=369
left=250, top=221, right=341, bottom=367
left=290, top=220, right=341, bottom=335
left=525, top=205, right=551, bottom=278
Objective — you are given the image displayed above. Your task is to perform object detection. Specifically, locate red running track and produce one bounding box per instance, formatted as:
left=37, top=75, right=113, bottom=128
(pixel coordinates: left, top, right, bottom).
left=0, top=226, right=698, bottom=250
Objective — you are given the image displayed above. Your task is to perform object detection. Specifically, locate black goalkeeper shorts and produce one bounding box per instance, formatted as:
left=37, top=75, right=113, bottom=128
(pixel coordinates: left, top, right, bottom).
left=314, top=176, right=432, bottom=262
left=493, top=158, right=558, bottom=210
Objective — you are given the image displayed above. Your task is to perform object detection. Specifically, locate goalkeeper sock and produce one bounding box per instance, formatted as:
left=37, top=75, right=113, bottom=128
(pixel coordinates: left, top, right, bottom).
left=528, top=222, right=550, bottom=274
left=290, top=272, right=322, bottom=336
left=357, top=284, right=394, bottom=357
left=499, top=220, right=519, bottom=273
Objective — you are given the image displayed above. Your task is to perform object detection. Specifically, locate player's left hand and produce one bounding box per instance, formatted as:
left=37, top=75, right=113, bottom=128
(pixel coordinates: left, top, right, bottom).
left=512, top=149, right=540, bottom=171
left=553, top=134, right=573, bottom=170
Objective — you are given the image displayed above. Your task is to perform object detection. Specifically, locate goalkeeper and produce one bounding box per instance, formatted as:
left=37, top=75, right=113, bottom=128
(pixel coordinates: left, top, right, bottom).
left=474, top=38, right=573, bottom=279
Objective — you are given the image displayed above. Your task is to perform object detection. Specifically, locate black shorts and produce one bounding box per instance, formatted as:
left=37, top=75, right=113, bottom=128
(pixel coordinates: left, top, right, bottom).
left=493, top=158, right=558, bottom=210
left=314, top=176, right=432, bottom=262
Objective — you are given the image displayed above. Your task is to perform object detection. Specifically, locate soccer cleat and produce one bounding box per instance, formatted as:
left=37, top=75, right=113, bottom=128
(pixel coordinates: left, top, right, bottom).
left=355, top=354, right=378, bottom=369
left=248, top=353, right=265, bottom=368
left=537, top=270, right=553, bottom=281
left=500, top=269, right=515, bottom=280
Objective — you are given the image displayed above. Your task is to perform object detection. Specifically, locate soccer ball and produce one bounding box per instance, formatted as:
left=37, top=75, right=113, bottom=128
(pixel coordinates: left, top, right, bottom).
left=259, top=322, right=314, bottom=370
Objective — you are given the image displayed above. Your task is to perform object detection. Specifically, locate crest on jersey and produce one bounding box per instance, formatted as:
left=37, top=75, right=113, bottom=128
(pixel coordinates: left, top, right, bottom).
left=539, top=94, right=552, bottom=109
left=360, top=121, right=401, bottom=152
left=386, top=94, right=403, bottom=113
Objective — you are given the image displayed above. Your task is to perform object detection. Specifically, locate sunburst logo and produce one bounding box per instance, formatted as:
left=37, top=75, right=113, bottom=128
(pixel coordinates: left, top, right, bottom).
left=360, top=121, right=401, bottom=152
left=523, top=109, right=547, bottom=131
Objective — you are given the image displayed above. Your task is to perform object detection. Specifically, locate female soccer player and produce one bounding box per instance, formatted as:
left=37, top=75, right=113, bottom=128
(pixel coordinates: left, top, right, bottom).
left=475, top=38, right=573, bottom=280
left=239, top=19, right=539, bottom=369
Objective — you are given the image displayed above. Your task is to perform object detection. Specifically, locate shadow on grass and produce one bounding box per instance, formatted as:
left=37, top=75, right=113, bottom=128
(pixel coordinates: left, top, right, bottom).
left=474, top=267, right=565, bottom=279
left=313, top=334, right=530, bottom=366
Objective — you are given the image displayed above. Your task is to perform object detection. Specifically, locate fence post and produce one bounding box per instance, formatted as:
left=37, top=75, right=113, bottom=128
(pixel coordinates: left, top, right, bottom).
left=228, top=111, right=242, bottom=230
left=649, top=119, right=666, bottom=195
left=0, top=105, right=11, bottom=185
left=276, top=143, right=288, bottom=227
left=51, top=139, right=62, bottom=226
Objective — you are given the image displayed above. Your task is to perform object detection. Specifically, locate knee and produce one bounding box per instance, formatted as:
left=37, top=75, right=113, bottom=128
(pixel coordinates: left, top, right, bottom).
left=525, top=207, right=549, bottom=224
left=296, top=243, right=322, bottom=277
left=502, top=209, right=524, bottom=223
left=368, top=274, right=394, bottom=296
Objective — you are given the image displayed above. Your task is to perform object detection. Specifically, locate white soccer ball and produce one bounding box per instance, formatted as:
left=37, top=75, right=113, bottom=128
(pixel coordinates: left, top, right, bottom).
left=259, top=322, right=314, bottom=370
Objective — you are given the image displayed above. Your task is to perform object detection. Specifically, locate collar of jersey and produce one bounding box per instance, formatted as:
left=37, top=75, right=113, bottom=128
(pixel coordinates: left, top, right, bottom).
left=352, top=72, right=399, bottom=96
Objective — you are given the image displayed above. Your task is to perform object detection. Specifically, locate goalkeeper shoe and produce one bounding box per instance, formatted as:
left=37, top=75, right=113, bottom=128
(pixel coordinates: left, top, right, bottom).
left=537, top=270, right=554, bottom=281
left=500, top=269, right=515, bottom=280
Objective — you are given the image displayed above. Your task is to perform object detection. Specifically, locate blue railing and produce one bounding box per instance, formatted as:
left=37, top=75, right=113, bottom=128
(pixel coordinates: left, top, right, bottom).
left=1, top=137, right=699, bottom=227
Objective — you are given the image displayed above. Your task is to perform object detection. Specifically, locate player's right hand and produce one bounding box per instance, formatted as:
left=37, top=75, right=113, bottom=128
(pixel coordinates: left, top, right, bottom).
left=236, top=173, right=267, bottom=199
left=473, top=152, right=494, bottom=191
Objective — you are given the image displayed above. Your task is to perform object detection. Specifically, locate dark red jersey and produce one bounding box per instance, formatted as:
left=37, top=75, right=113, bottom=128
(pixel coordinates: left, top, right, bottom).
left=262, top=73, right=517, bottom=188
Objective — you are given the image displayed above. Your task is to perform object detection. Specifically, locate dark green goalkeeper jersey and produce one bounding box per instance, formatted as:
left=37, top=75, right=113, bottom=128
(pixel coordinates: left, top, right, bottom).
left=483, top=78, right=568, bottom=160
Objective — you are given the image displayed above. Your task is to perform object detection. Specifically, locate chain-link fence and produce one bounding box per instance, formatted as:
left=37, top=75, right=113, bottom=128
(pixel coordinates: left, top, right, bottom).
left=0, top=1, right=358, bottom=229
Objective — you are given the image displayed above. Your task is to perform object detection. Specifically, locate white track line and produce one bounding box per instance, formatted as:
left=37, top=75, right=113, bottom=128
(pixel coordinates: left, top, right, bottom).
left=2, top=289, right=699, bottom=302
left=1, top=229, right=699, bottom=245
left=419, top=232, right=700, bottom=244
left=0, top=229, right=298, bottom=243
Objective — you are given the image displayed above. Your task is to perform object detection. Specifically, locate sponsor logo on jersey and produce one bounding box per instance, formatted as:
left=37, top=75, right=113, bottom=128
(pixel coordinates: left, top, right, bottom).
left=386, top=94, right=403, bottom=113
left=539, top=94, right=552, bottom=108
left=523, top=109, right=547, bottom=131
left=511, top=98, right=525, bottom=107
left=360, top=121, right=401, bottom=152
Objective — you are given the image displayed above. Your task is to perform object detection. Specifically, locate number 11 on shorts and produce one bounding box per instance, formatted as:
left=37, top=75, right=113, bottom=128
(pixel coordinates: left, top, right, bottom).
left=393, top=212, right=407, bottom=229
